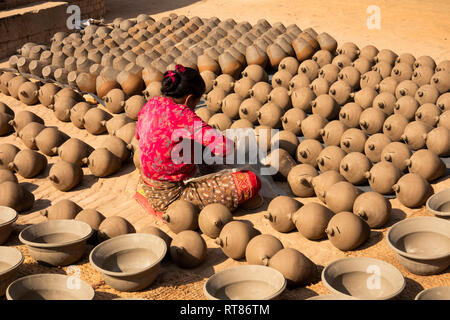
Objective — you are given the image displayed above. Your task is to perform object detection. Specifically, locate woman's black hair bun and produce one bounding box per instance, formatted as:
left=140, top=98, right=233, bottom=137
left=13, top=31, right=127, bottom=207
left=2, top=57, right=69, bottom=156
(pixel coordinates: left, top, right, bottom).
left=159, top=66, right=206, bottom=99
left=161, top=70, right=182, bottom=95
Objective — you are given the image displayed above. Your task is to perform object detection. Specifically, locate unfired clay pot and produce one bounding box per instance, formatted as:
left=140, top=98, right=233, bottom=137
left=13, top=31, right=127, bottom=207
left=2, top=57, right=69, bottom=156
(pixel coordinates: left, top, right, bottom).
left=0, top=206, right=18, bottom=245
left=0, top=247, right=24, bottom=297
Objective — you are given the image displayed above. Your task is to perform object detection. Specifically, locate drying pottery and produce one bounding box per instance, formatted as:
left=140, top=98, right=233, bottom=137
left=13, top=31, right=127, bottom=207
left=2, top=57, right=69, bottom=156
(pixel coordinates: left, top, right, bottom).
left=288, top=73, right=310, bottom=92
left=6, top=274, right=94, bottom=300
left=163, top=200, right=199, bottom=234
left=271, top=130, right=299, bottom=156
left=426, top=188, right=450, bottom=218
left=290, top=87, right=316, bottom=113
left=387, top=216, right=450, bottom=275
left=287, top=164, right=318, bottom=197
left=415, top=103, right=441, bottom=127
left=18, top=82, right=39, bottom=105
left=319, top=64, right=340, bottom=84
left=239, top=98, right=263, bottom=123
left=221, top=94, right=243, bottom=119
left=300, top=114, right=328, bottom=141
left=415, top=287, right=450, bottom=300
left=195, top=108, right=212, bottom=122
left=268, top=248, right=316, bottom=287
left=263, top=90, right=290, bottom=115
left=282, top=108, right=306, bottom=135
left=85, top=148, right=121, bottom=177
left=364, top=133, right=392, bottom=163
left=324, top=182, right=361, bottom=213
left=405, top=149, right=445, bottom=182
left=339, top=103, right=363, bottom=128
left=0, top=181, right=34, bottom=212
left=381, top=142, right=412, bottom=172
left=352, top=57, right=372, bottom=74
left=245, top=45, right=269, bottom=68
left=353, top=192, right=392, bottom=228
left=18, top=122, right=45, bottom=149
left=125, top=95, right=146, bottom=120
left=360, top=71, right=382, bottom=89
left=394, top=96, right=419, bottom=121
left=393, top=173, right=433, bottom=208
left=0, top=102, right=13, bottom=116
left=209, top=113, right=232, bottom=131
left=207, top=88, right=227, bottom=113
left=0, top=72, right=15, bottom=95
left=401, top=121, right=432, bottom=150
left=41, top=199, right=82, bottom=220
left=340, top=128, right=367, bottom=153
left=104, top=136, right=131, bottom=163
left=0, top=114, right=13, bottom=136
left=373, top=92, right=396, bottom=115
left=90, top=233, right=166, bottom=291
left=8, top=149, right=47, bottom=179
left=0, top=247, right=23, bottom=296
left=35, top=127, right=68, bottom=156
left=57, top=138, right=94, bottom=166
left=242, top=65, right=268, bottom=83
left=320, top=120, right=347, bottom=146
left=254, top=125, right=273, bottom=152
left=49, top=161, right=83, bottom=191
left=438, top=110, right=450, bottom=129
left=104, top=88, right=126, bottom=114
left=311, top=171, right=346, bottom=203
left=312, top=94, right=339, bottom=120
left=70, top=102, right=92, bottom=129
left=106, top=115, right=133, bottom=136
left=98, top=216, right=134, bottom=243
left=316, top=146, right=346, bottom=173
left=272, top=70, right=292, bottom=89
left=7, top=75, right=27, bottom=99
left=359, top=108, right=386, bottom=135
left=171, top=230, right=207, bottom=268
left=198, top=203, right=233, bottom=239
left=213, top=74, right=235, bottom=93
left=257, top=103, right=283, bottom=128
left=383, top=114, right=409, bottom=142
left=19, top=220, right=93, bottom=266
left=245, top=234, right=284, bottom=266
left=395, top=79, right=418, bottom=98
left=249, top=82, right=271, bottom=104
left=203, top=265, right=286, bottom=300
left=279, top=57, right=300, bottom=75
left=431, top=71, right=450, bottom=94
left=83, top=108, right=112, bottom=135
left=0, top=206, right=18, bottom=245
left=292, top=202, right=334, bottom=240
left=339, top=152, right=371, bottom=185
left=264, top=196, right=302, bottom=233
left=9, top=111, right=44, bottom=132
left=216, top=221, right=259, bottom=260
left=326, top=211, right=370, bottom=251
left=322, top=257, right=405, bottom=300
left=426, top=127, right=450, bottom=156
left=312, top=50, right=333, bottom=67
left=0, top=169, right=17, bottom=184
left=415, top=84, right=440, bottom=105
left=52, top=96, right=77, bottom=122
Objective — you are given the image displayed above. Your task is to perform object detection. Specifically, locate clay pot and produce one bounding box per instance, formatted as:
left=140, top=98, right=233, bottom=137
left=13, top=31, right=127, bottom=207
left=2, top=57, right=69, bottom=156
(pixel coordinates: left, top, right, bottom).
left=287, top=164, right=318, bottom=197
left=0, top=114, right=13, bottom=136
left=364, top=133, right=392, bottom=163
left=170, top=230, right=206, bottom=269
left=249, top=82, right=271, bottom=104
left=359, top=107, right=386, bottom=135
left=213, top=74, right=235, bottom=93
left=9, top=110, right=44, bottom=132
left=267, top=43, right=289, bottom=68
left=360, top=70, right=382, bottom=89
left=415, top=84, right=440, bottom=105
left=8, top=149, right=46, bottom=178
left=438, top=110, right=450, bottom=129
left=431, top=71, right=450, bottom=94
left=353, top=192, right=391, bottom=228
left=96, top=75, right=120, bottom=99
left=52, top=96, right=77, bottom=122
left=339, top=152, right=371, bottom=185
left=113, top=122, right=136, bottom=144
left=426, top=127, right=450, bottom=156
left=319, top=63, right=340, bottom=84
left=405, top=149, right=446, bottom=182
left=394, top=96, right=419, bottom=121
left=279, top=57, right=300, bottom=75
left=239, top=98, right=262, bottom=124
left=340, top=128, right=367, bottom=153
left=143, top=82, right=162, bottom=100
left=292, top=38, right=315, bottom=62
left=395, top=79, right=418, bottom=99
left=311, top=94, right=339, bottom=120
left=401, top=121, right=432, bottom=150
left=163, top=200, right=199, bottom=234
left=208, top=113, right=232, bottom=131
left=0, top=72, right=15, bottom=95
left=35, top=127, right=69, bottom=156
left=381, top=142, right=412, bottom=172
left=300, top=114, right=328, bottom=140
left=38, top=83, right=59, bottom=107
left=105, top=115, right=133, bottom=136
left=332, top=54, right=353, bottom=69
left=263, top=196, right=302, bottom=233
left=260, top=148, right=297, bottom=178
left=312, top=50, right=333, bottom=68
left=373, top=92, right=396, bottom=116
left=245, top=234, right=283, bottom=266
left=117, top=71, right=145, bottom=96
left=0, top=181, right=34, bottom=212
left=195, top=108, right=212, bottom=123
left=0, top=169, right=18, bottom=184
left=234, top=77, right=255, bottom=98
left=200, top=71, right=216, bottom=94
left=366, top=161, right=402, bottom=194
left=296, top=139, right=323, bottom=167
left=18, top=122, right=45, bottom=149
left=218, top=51, right=242, bottom=78
left=324, top=181, right=361, bottom=213
left=70, top=102, right=92, bottom=129
left=293, top=202, right=334, bottom=240
left=339, top=102, right=363, bottom=128
left=320, top=120, right=347, bottom=147
left=57, top=138, right=94, bottom=167
left=207, top=88, right=227, bottom=113
left=325, top=211, right=370, bottom=251
left=352, top=57, right=372, bottom=74
left=216, top=221, right=259, bottom=260
left=7, top=76, right=27, bottom=99
left=268, top=248, right=316, bottom=287
left=393, top=173, right=433, bottom=208
left=437, top=93, right=450, bottom=112
left=198, top=203, right=232, bottom=239
left=84, top=148, right=121, bottom=177
left=391, top=62, right=413, bottom=82
left=383, top=114, right=409, bottom=142
left=271, top=130, right=299, bottom=156
left=49, top=161, right=83, bottom=191
left=317, top=32, right=337, bottom=53
left=0, top=144, right=20, bottom=170
left=83, top=108, right=112, bottom=135
left=281, top=108, right=306, bottom=135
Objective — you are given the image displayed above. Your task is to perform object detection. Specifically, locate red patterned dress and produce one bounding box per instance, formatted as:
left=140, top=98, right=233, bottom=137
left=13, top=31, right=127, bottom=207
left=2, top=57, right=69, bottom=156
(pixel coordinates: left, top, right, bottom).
left=134, top=96, right=261, bottom=216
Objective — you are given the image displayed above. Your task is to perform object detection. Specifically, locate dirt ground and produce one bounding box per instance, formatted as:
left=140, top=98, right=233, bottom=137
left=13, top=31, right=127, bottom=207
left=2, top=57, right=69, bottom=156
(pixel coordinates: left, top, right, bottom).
left=1, top=0, right=449, bottom=300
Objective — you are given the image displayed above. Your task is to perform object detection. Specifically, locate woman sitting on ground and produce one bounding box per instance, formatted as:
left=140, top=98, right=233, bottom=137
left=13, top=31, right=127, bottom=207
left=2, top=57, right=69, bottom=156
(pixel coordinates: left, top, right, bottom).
left=134, top=64, right=261, bottom=215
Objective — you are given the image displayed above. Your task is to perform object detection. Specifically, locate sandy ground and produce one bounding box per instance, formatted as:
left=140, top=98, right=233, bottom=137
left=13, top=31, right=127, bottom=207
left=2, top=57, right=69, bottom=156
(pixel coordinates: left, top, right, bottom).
left=1, top=0, right=449, bottom=300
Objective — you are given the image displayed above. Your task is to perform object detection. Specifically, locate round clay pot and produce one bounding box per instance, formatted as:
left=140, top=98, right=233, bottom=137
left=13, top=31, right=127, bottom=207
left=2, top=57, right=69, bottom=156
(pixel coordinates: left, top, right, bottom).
left=0, top=206, right=18, bottom=245
left=0, top=246, right=24, bottom=297
left=415, top=287, right=450, bottom=300
left=426, top=188, right=450, bottom=218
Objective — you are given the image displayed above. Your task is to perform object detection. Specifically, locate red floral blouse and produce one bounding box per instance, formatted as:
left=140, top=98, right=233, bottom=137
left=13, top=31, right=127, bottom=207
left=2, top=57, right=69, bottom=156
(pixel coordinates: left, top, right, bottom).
left=136, top=96, right=233, bottom=182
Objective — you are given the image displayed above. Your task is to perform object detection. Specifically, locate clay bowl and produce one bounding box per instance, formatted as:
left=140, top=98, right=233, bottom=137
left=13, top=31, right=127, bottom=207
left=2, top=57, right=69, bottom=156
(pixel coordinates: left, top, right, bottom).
left=426, top=188, right=450, bottom=218
left=89, top=233, right=166, bottom=292
left=322, top=257, right=405, bottom=300
left=415, top=286, right=450, bottom=300
left=19, top=220, right=93, bottom=266
left=0, top=206, right=18, bottom=245
left=6, top=274, right=95, bottom=300
left=0, top=247, right=24, bottom=296
left=203, top=265, right=286, bottom=300
left=387, top=217, right=450, bottom=275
